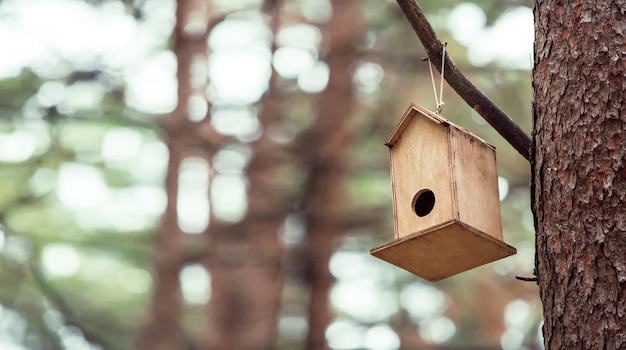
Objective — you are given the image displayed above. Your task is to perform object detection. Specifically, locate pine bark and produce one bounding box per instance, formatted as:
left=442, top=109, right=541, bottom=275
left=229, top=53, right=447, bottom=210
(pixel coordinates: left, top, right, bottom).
left=532, top=0, right=626, bottom=348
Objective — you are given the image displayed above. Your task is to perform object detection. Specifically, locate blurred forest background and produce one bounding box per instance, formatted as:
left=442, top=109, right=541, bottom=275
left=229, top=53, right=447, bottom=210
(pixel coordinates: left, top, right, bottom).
left=0, top=0, right=541, bottom=349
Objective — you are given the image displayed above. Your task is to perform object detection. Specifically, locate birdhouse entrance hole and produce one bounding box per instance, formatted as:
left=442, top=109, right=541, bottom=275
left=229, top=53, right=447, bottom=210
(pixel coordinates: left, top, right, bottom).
left=412, top=189, right=435, bottom=217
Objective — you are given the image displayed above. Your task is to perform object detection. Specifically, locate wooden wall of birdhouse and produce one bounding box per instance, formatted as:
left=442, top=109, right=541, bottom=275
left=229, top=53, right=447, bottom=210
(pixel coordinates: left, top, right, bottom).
left=370, top=103, right=516, bottom=282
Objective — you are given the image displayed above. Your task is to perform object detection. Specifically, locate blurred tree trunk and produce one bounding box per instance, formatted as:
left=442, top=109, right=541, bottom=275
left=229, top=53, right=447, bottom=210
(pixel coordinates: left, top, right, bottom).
left=136, top=139, right=184, bottom=350
left=202, top=2, right=288, bottom=349
left=137, top=0, right=210, bottom=348
left=532, top=0, right=626, bottom=348
left=302, top=1, right=361, bottom=349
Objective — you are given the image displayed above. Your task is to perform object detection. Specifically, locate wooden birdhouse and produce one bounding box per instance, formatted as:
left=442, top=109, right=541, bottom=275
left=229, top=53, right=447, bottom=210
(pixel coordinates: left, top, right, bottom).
left=370, top=103, right=516, bottom=282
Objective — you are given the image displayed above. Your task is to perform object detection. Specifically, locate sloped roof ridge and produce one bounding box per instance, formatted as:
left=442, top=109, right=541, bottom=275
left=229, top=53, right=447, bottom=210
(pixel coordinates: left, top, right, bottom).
left=384, top=102, right=495, bottom=151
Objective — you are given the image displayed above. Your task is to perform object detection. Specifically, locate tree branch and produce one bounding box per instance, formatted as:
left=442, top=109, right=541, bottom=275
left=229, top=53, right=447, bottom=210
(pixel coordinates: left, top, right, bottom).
left=29, top=261, right=116, bottom=349
left=396, top=0, right=532, bottom=161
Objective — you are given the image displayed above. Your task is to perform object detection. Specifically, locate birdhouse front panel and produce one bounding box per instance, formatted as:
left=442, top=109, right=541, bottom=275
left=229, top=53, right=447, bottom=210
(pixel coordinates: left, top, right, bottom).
left=388, top=108, right=454, bottom=239
left=449, top=127, right=504, bottom=240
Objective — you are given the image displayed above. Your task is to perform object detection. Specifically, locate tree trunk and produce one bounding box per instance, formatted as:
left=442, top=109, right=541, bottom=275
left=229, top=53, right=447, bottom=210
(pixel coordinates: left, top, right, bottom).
left=302, top=0, right=361, bottom=348
left=202, top=2, right=287, bottom=348
left=137, top=0, right=211, bottom=348
left=532, top=0, right=626, bottom=348
left=202, top=71, right=287, bottom=348
left=136, top=140, right=184, bottom=350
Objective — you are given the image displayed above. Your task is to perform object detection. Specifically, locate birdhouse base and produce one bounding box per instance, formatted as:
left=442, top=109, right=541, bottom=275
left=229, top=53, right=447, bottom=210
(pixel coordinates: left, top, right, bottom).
left=370, top=220, right=516, bottom=282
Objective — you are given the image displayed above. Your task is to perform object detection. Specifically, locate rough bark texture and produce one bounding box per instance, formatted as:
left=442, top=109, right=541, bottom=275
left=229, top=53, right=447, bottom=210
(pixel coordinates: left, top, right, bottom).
left=302, top=0, right=360, bottom=348
left=532, top=0, right=626, bottom=348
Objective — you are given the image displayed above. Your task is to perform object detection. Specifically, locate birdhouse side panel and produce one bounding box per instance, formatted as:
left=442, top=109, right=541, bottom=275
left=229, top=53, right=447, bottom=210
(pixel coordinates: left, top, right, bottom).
left=390, top=116, right=455, bottom=238
left=450, top=128, right=503, bottom=240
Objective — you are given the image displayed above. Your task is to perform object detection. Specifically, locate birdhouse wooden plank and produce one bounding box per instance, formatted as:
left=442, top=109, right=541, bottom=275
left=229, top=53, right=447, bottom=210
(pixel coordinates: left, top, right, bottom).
left=370, top=103, right=516, bottom=282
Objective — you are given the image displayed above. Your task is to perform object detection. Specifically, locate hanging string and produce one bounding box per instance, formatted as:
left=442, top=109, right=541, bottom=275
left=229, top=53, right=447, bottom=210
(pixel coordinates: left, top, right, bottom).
left=427, top=57, right=439, bottom=109
left=426, top=42, right=448, bottom=115
left=437, top=43, right=447, bottom=115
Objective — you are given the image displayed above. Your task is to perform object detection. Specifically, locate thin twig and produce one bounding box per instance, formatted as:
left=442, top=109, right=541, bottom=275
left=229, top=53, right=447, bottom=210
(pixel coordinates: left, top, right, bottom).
left=396, top=0, right=532, bottom=161
left=515, top=275, right=538, bottom=283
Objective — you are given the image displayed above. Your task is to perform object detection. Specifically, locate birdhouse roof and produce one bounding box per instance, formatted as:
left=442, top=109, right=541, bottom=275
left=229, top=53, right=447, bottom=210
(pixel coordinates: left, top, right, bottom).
left=385, top=103, right=495, bottom=151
